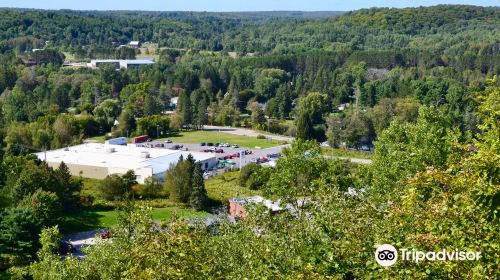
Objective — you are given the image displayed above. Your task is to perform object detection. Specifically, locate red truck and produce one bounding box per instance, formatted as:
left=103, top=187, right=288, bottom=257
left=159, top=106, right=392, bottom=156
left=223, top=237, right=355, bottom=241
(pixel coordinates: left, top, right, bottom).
left=131, top=135, right=150, bottom=144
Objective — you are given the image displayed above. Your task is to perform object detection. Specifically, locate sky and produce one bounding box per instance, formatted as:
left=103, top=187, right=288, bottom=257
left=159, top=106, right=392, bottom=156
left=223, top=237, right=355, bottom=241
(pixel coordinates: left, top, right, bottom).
left=0, top=0, right=497, bottom=12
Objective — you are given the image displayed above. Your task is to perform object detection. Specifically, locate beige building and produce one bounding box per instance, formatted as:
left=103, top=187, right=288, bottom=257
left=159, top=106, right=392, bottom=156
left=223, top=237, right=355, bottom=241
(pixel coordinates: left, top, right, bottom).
left=36, top=143, right=217, bottom=183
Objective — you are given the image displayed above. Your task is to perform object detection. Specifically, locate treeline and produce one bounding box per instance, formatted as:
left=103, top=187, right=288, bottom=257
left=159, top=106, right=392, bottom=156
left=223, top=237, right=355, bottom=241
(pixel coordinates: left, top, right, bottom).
left=0, top=6, right=498, bottom=55
left=0, top=47, right=495, bottom=151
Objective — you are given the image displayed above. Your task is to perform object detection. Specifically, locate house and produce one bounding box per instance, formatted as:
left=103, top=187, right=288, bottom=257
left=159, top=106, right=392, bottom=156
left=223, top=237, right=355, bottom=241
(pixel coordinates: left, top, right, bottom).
left=128, top=41, right=141, bottom=48
left=228, top=196, right=282, bottom=218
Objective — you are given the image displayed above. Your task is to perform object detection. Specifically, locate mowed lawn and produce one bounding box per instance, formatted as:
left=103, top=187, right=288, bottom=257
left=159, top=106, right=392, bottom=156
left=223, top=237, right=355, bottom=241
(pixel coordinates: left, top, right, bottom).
left=61, top=207, right=209, bottom=233
left=162, top=130, right=279, bottom=148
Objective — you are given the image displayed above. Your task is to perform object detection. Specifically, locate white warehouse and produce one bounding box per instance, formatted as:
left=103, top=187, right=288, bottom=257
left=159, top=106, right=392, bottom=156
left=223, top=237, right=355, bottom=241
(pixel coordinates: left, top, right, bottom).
left=87, top=59, right=155, bottom=70
left=36, top=143, right=217, bottom=183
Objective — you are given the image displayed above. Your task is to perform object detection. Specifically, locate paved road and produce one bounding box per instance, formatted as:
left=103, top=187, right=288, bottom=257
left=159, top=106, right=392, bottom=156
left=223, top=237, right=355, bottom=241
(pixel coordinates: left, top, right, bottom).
left=203, top=125, right=294, bottom=142
left=63, top=229, right=101, bottom=258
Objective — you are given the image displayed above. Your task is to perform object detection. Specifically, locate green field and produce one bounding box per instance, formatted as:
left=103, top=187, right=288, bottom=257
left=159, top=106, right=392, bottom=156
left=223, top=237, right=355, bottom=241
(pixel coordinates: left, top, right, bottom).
left=205, top=171, right=261, bottom=204
left=162, top=130, right=279, bottom=148
left=61, top=206, right=209, bottom=233
left=320, top=147, right=372, bottom=159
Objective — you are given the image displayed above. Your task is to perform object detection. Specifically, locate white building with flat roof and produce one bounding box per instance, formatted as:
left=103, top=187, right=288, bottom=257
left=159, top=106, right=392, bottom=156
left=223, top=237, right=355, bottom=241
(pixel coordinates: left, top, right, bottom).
left=35, top=143, right=217, bottom=183
left=87, top=59, right=154, bottom=70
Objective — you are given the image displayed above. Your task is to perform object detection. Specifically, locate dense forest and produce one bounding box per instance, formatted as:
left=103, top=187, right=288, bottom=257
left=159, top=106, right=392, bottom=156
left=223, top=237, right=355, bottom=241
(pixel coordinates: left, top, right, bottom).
left=0, top=4, right=498, bottom=279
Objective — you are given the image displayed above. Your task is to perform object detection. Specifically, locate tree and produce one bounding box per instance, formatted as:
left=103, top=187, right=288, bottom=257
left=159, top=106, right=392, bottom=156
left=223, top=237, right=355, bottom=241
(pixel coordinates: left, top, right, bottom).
left=113, top=108, right=136, bottom=137
left=136, top=115, right=170, bottom=138
left=93, top=99, right=121, bottom=130
left=189, top=163, right=208, bottom=211
left=53, top=162, right=82, bottom=211
left=247, top=102, right=266, bottom=129
left=369, top=106, right=456, bottom=196
left=98, top=172, right=135, bottom=201
left=52, top=115, right=77, bottom=148
left=164, top=155, right=196, bottom=203
left=295, top=93, right=329, bottom=141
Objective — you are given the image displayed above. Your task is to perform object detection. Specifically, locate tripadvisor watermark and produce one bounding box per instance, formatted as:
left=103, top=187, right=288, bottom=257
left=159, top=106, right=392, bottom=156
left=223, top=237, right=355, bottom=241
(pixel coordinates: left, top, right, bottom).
left=374, top=244, right=481, bottom=267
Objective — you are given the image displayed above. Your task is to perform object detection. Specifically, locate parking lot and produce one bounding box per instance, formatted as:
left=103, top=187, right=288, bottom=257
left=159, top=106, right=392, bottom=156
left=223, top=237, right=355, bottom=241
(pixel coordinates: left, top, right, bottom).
left=137, top=140, right=288, bottom=176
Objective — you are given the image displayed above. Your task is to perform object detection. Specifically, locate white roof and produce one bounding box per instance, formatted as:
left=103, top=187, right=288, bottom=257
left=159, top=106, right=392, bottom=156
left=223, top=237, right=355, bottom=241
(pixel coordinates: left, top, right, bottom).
left=129, top=41, right=140, bottom=45
left=36, top=143, right=215, bottom=175
left=90, top=59, right=154, bottom=65
left=230, top=196, right=282, bottom=212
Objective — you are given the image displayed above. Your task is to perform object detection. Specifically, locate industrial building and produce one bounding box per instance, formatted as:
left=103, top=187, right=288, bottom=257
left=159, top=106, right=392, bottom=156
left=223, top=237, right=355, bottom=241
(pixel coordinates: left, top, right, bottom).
left=87, top=59, right=155, bottom=70
left=36, top=143, right=217, bottom=183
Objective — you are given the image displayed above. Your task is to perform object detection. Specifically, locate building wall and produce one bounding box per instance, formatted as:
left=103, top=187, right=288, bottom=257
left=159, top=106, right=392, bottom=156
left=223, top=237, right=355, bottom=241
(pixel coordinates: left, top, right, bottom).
left=228, top=201, right=248, bottom=218
left=47, top=162, right=109, bottom=180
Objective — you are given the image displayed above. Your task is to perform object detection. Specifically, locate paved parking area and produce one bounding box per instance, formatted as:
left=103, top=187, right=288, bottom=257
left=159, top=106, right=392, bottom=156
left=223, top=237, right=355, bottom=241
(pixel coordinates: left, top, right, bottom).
left=147, top=140, right=289, bottom=170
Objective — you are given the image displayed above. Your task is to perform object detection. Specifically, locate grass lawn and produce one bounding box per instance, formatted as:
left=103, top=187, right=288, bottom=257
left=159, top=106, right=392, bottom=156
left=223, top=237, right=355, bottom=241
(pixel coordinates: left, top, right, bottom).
left=320, top=147, right=372, bottom=159
left=60, top=206, right=209, bottom=234
left=162, top=130, right=279, bottom=148
left=86, top=135, right=106, bottom=143
left=205, top=171, right=261, bottom=204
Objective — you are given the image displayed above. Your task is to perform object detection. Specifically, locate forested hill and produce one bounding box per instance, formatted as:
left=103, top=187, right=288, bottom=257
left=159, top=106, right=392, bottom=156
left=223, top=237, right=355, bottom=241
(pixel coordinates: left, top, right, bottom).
left=0, top=5, right=498, bottom=54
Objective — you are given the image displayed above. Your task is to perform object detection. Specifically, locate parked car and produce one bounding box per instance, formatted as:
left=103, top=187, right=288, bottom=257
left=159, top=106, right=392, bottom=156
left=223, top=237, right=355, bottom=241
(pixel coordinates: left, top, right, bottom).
left=207, top=142, right=214, bottom=146
left=200, top=142, right=206, bottom=146
left=214, top=148, right=224, bottom=153
left=250, top=158, right=258, bottom=163
left=223, top=143, right=230, bottom=147
left=267, top=153, right=280, bottom=159
left=165, top=139, right=173, bottom=143
left=171, top=144, right=182, bottom=150
left=232, top=144, right=239, bottom=148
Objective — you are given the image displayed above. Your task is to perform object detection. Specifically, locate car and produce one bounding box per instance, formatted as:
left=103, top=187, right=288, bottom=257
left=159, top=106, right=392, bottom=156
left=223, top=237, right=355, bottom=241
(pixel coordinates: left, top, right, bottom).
left=231, top=153, right=239, bottom=158
left=232, top=144, right=239, bottom=148
left=250, top=158, right=258, bottom=163
left=223, top=143, right=230, bottom=147
left=200, top=142, right=206, bottom=146
left=165, top=139, right=173, bottom=143
left=207, top=142, right=214, bottom=146
left=214, top=148, right=224, bottom=153
left=215, top=142, right=220, bottom=147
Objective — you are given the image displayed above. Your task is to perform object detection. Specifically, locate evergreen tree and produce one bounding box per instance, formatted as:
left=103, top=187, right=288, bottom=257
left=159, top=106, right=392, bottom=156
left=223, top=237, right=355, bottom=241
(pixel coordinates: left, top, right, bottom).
left=189, top=163, right=208, bottom=211
left=295, top=111, right=314, bottom=140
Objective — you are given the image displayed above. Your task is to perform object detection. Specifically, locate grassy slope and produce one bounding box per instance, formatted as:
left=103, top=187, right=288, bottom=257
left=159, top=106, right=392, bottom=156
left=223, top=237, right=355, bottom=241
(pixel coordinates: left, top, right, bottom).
left=60, top=206, right=209, bottom=233
left=162, top=130, right=279, bottom=148
left=65, top=171, right=260, bottom=233
left=205, top=171, right=261, bottom=204
left=320, top=147, right=372, bottom=159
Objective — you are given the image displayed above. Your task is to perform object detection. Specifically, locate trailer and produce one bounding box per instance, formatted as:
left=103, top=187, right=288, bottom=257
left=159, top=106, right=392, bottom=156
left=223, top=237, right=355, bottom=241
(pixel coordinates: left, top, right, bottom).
left=131, top=135, right=150, bottom=144
left=105, top=137, right=127, bottom=146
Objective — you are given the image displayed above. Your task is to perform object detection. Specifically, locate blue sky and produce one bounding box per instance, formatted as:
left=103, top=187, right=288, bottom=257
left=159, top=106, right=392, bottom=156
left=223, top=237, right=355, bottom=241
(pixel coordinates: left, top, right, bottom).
left=0, top=0, right=497, bottom=11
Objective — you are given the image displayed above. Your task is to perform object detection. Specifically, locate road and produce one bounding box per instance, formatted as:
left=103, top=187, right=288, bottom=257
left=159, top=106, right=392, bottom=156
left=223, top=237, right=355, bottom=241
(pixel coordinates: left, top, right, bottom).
left=203, top=125, right=294, bottom=142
